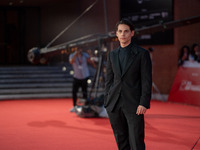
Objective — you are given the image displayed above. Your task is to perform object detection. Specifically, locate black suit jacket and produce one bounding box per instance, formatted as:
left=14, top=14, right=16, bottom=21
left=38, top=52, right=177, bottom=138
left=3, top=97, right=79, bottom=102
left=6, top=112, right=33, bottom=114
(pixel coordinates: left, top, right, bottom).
left=104, top=43, right=152, bottom=113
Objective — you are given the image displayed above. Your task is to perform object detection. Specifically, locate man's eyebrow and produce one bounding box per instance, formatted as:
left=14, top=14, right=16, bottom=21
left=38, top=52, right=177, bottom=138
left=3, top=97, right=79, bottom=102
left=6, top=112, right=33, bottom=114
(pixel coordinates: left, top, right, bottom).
left=118, top=29, right=129, bottom=31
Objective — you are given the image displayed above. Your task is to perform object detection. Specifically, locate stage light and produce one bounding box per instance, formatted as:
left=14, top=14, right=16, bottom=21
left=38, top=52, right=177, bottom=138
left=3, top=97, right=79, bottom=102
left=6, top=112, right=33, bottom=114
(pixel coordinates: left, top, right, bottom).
left=87, top=79, right=92, bottom=84
left=94, top=50, right=98, bottom=55
left=62, top=66, right=67, bottom=71
left=103, top=47, right=107, bottom=52
left=70, top=70, right=74, bottom=75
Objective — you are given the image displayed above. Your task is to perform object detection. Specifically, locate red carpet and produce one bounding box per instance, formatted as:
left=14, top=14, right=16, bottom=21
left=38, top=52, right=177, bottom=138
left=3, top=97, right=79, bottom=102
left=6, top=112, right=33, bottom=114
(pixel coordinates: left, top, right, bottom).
left=0, top=99, right=199, bottom=150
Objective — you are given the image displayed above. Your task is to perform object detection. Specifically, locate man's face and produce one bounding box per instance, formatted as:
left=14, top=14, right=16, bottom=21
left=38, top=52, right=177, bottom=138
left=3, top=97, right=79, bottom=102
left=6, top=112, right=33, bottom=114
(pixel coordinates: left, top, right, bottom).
left=116, top=24, right=134, bottom=47
left=76, top=48, right=82, bottom=54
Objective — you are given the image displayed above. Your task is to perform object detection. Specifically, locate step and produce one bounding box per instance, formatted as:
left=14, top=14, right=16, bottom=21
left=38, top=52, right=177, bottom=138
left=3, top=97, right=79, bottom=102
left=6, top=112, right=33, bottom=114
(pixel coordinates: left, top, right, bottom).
left=0, top=83, right=72, bottom=89
left=0, top=65, right=102, bottom=100
left=0, top=87, right=104, bottom=94
left=0, top=93, right=72, bottom=100
left=0, top=91, right=104, bottom=100
left=0, top=66, right=71, bottom=71
left=0, top=74, right=71, bottom=79
left=0, top=78, right=73, bottom=84
left=0, top=88, right=71, bottom=94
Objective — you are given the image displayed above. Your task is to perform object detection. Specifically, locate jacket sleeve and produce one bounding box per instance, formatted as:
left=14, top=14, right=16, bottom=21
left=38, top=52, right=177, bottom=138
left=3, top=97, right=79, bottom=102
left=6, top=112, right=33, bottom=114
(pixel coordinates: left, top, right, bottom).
left=140, top=50, right=152, bottom=109
left=104, top=52, right=114, bottom=105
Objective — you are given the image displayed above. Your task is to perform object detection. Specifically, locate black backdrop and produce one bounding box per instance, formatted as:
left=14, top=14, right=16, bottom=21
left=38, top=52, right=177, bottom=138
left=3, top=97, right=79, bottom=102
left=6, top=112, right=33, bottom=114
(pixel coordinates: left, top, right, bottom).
left=120, top=0, right=174, bottom=45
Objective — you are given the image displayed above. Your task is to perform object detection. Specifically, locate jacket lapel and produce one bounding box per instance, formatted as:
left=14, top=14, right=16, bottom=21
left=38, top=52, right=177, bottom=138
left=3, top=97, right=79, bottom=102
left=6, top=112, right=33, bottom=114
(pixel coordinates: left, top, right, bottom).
left=113, top=48, right=122, bottom=76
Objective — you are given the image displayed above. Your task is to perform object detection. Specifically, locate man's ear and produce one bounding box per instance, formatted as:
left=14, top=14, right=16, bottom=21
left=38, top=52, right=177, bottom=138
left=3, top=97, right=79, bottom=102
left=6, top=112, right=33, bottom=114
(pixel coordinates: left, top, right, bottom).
left=131, top=30, right=135, bottom=37
left=116, top=31, right=118, bottom=37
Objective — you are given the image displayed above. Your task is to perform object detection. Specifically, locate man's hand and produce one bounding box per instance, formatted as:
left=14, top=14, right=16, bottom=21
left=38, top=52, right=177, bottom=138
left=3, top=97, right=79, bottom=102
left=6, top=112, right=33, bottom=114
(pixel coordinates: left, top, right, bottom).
left=136, top=105, right=147, bottom=115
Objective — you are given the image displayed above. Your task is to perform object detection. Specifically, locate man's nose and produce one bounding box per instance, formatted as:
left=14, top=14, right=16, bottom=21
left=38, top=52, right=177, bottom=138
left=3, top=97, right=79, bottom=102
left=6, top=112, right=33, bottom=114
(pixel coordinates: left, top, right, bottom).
left=121, top=31, right=125, bottom=35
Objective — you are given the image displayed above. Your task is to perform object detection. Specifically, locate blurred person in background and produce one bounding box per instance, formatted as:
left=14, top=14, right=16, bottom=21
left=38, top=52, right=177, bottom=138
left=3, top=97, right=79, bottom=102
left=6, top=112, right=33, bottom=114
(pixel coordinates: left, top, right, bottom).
left=178, top=45, right=190, bottom=66
left=69, top=47, right=94, bottom=112
left=190, top=43, right=200, bottom=62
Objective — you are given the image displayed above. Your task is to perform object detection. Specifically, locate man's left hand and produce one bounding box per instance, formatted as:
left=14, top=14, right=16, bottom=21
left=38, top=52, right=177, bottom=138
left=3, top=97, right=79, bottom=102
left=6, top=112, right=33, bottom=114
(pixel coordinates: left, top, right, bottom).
left=136, top=105, right=147, bottom=115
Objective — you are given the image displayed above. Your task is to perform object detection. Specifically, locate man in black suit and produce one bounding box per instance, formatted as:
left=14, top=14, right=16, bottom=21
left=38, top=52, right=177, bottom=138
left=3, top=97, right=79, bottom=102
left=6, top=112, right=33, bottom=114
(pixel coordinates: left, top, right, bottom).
left=104, top=19, right=152, bottom=150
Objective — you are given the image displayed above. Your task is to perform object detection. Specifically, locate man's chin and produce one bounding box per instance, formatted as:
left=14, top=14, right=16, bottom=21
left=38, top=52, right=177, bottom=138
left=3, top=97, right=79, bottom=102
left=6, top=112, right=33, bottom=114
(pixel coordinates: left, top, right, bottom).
left=119, top=40, right=126, bottom=43
left=121, top=41, right=128, bottom=45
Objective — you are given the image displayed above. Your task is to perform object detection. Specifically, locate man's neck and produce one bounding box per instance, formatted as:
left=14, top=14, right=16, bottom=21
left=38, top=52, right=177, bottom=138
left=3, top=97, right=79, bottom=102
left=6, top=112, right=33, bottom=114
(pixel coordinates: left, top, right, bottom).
left=120, top=41, right=131, bottom=48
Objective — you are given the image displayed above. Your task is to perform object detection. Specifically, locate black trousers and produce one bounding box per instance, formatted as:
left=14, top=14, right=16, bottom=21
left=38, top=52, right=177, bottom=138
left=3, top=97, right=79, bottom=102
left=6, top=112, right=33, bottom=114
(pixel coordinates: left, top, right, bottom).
left=107, top=107, right=145, bottom=150
left=72, top=77, right=88, bottom=106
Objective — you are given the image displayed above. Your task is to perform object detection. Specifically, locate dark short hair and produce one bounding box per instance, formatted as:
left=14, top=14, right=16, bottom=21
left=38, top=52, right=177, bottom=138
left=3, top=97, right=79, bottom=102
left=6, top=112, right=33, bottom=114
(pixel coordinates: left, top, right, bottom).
left=116, top=19, right=135, bottom=31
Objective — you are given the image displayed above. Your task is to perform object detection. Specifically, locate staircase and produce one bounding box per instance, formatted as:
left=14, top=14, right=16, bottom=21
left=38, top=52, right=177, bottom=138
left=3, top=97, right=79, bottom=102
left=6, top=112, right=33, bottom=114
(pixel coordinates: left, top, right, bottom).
left=0, top=65, right=73, bottom=100
left=0, top=65, right=104, bottom=100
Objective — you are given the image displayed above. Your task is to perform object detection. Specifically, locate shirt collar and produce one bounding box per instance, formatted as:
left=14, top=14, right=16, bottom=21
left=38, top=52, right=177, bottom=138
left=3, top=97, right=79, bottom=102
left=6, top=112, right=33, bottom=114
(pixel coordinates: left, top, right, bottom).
left=120, top=43, right=132, bottom=51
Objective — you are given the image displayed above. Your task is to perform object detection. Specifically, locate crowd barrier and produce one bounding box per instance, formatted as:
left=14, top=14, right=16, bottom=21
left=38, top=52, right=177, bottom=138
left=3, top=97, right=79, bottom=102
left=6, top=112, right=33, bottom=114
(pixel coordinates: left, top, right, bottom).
left=168, top=61, right=200, bottom=106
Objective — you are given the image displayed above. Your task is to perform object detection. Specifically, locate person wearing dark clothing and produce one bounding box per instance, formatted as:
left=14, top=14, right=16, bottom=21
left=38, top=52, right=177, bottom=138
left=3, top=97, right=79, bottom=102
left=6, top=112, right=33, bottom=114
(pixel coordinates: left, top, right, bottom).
left=104, top=19, right=152, bottom=150
left=191, top=43, right=200, bottom=62
left=178, top=45, right=190, bottom=66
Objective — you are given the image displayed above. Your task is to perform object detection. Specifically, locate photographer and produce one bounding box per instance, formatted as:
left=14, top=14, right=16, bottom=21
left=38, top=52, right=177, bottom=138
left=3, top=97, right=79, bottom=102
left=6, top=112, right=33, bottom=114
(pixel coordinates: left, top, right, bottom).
left=69, top=47, right=93, bottom=112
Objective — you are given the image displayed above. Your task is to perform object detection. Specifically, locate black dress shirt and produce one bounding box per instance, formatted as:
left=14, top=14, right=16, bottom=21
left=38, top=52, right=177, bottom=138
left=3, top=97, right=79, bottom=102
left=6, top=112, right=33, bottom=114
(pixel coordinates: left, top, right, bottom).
left=119, top=43, right=132, bottom=73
